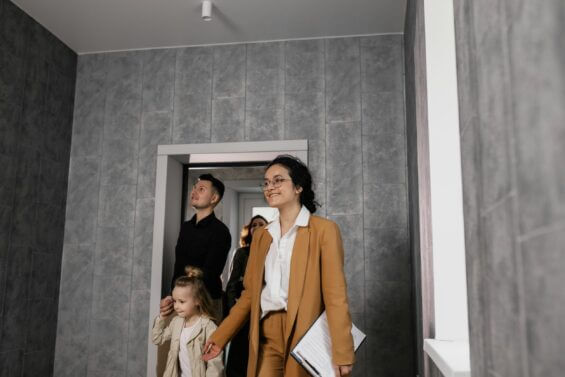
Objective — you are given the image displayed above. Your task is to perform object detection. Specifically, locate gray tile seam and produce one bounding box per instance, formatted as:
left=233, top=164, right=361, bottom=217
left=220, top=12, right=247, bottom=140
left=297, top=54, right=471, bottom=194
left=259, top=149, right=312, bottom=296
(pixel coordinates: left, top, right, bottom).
left=281, top=42, right=286, bottom=141
left=479, top=190, right=515, bottom=217
left=358, top=37, right=367, bottom=330
left=87, top=53, right=108, bottom=371
left=282, top=42, right=287, bottom=140
left=517, top=221, right=565, bottom=244
left=503, top=38, right=531, bottom=374
left=243, top=44, right=248, bottom=141
left=124, top=52, right=145, bottom=377
left=209, top=48, right=214, bottom=143
left=170, top=50, right=177, bottom=144
left=323, top=38, right=328, bottom=219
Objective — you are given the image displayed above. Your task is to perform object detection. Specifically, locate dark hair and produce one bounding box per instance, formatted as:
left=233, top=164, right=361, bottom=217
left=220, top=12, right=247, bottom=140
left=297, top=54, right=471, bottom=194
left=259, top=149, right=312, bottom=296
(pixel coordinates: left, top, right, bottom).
left=174, top=275, right=217, bottom=323
left=266, top=155, right=320, bottom=213
left=240, top=215, right=268, bottom=247
left=198, top=174, right=225, bottom=201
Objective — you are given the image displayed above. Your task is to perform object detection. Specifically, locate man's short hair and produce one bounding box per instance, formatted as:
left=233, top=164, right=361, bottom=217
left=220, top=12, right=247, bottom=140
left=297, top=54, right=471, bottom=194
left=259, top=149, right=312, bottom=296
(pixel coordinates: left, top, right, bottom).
left=198, top=174, right=225, bottom=201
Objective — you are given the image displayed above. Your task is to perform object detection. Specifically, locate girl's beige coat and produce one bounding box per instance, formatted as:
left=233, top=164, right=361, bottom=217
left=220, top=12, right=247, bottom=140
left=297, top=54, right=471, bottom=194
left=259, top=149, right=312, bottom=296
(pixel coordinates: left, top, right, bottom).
left=152, top=316, right=224, bottom=377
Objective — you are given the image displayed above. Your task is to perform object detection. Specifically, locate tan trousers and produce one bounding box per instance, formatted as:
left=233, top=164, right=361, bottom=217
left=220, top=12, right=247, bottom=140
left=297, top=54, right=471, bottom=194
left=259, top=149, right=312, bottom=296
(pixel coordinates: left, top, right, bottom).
left=256, top=311, right=287, bottom=377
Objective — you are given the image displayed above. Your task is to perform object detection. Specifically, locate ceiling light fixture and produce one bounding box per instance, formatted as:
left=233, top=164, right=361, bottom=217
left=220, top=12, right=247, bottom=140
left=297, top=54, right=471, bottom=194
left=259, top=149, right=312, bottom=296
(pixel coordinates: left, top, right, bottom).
left=202, top=0, right=212, bottom=21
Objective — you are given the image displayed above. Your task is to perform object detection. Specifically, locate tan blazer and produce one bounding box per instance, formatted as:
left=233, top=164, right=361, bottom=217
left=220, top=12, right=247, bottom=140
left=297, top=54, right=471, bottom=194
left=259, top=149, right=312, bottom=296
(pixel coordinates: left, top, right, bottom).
left=210, top=215, right=355, bottom=377
left=152, top=315, right=224, bottom=377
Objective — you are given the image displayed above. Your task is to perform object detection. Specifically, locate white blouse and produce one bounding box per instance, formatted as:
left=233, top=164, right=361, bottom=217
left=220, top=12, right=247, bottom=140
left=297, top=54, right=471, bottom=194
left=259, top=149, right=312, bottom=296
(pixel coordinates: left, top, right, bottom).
left=260, top=206, right=310, bottom=318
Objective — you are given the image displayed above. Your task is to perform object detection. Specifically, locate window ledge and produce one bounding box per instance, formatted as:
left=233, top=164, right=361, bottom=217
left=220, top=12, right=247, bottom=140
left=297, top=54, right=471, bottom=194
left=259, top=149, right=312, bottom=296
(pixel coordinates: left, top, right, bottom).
left=424, top=339, right=471, bottom=377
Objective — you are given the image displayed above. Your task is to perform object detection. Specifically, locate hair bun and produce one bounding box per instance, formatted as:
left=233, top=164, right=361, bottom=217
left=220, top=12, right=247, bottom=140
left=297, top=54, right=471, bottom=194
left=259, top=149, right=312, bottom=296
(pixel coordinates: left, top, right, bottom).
left=184, top=265, right=204, bottom=279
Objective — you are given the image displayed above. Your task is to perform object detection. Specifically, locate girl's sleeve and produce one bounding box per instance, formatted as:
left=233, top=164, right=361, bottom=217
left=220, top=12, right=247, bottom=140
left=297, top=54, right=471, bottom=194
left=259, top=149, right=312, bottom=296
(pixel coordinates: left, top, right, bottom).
left=205, top=323, right=225, bottom=377
left=151, top=316, right=173, bottom=345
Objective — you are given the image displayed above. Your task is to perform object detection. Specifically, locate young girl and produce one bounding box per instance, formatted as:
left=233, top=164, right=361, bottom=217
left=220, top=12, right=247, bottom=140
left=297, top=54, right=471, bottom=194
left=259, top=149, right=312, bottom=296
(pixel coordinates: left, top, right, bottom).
left=152, top=274, right=224, bottom=377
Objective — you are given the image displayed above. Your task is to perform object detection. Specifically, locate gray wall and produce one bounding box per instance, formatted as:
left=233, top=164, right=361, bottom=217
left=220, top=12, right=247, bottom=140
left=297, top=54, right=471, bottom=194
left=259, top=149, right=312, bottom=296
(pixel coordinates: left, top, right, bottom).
left=0, top=0, right=77, bottom=375
left=454, top=1, right=565, bottom=377
left=54, top=36, right=414, bottom=377
left=429, top=363, right=445, bottom=377
left=404, top=0, right=433, bottom=377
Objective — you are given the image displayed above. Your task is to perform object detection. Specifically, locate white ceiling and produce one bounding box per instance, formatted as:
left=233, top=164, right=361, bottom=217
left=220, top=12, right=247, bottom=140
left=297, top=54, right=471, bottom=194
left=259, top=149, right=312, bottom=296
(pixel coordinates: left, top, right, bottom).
left=12, top=0, right=406, bottom=54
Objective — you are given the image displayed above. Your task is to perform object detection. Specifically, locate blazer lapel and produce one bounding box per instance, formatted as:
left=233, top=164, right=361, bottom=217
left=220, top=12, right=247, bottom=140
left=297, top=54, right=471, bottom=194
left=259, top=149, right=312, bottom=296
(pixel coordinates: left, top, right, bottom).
left=255, top=230, right=273, bottom=289
left=284, top=225, right=310, bottom=342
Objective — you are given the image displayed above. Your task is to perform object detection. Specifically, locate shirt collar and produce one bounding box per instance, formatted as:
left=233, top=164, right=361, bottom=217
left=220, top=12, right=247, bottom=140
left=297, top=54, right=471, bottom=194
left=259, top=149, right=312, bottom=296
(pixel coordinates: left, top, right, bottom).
left=266, top=205, right=310, bottom=238
left=190, top=211, right=216, bottom=227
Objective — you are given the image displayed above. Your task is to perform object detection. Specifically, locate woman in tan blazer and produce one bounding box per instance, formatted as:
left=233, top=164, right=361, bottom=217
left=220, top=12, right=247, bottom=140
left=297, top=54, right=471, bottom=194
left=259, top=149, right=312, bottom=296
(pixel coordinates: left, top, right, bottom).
left=203, top=155, right=355, bottom=377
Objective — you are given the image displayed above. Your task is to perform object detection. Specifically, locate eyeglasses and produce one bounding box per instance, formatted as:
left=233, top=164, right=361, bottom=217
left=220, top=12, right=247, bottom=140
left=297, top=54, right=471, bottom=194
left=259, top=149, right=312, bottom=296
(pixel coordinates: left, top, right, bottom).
left=260, top=177, right=290, bottom=191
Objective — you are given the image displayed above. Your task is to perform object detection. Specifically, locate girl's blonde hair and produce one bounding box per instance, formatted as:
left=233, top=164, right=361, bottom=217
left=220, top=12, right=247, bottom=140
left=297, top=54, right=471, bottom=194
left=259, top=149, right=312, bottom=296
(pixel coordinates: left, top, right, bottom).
left=174, top=271, right=217, bottom=323
left=184, top=265, right=204, bottom=278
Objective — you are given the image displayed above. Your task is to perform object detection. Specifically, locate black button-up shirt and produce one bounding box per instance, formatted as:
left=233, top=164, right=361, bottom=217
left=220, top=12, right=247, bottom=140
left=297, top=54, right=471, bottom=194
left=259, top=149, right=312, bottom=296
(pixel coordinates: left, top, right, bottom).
left=172, top=212, right=231, bottom=299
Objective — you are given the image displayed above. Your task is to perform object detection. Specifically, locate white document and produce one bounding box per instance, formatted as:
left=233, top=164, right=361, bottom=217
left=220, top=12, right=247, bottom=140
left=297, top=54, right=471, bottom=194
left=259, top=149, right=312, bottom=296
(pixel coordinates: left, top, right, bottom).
left=290, top=311, right=366, bottom=377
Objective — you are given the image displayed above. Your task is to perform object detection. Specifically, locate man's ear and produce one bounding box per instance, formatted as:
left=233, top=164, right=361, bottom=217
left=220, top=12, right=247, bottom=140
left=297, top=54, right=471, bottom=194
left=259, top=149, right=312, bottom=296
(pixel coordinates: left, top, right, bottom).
left=210, top=192, right=219, bottom=205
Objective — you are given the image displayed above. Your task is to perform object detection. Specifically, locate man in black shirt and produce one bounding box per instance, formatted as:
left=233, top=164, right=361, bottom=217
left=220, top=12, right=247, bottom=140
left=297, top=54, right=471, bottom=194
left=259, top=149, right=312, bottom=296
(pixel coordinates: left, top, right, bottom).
left=160, top=174, right=231, bottom=319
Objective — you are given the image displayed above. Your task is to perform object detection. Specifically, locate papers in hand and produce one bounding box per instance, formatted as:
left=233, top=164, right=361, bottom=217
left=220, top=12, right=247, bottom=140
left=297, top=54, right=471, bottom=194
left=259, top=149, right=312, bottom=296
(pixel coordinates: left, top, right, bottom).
left=290, top=311, right=366, bottom=377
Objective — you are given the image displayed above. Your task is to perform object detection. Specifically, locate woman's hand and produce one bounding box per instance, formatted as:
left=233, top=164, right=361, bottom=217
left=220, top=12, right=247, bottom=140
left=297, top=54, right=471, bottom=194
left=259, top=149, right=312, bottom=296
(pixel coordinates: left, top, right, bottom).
left=202, top=340, right=222, bottom=361
left=333, top=364, right=353, bottom=377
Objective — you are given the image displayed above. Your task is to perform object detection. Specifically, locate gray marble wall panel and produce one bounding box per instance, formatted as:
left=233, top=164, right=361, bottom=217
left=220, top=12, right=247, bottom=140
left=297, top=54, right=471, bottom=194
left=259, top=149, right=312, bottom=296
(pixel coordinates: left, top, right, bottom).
left=127, top=290, right=151, bottom=377
left=328, top=214, right=365, bottom=315
left=325, top=38, right=361, bottom=123
left=57, top=34, right=410, bottom=377
left=285, top=40, right=324, bottom=94
left=212, top=97, right=245, bottom=142
left=71, top=55, right=106, bottom=158
left=306, top=139, right=326, bottom=217
left=361, top=35, right=404, bottom=94
left=245, top=42, right=284, bottom=141
left=104, top=52, right=142, bottom=141
left=213, top=45, right=246, bottom=98
left=284, top=92, right=324, bottom=140
left=54, top=244, right=93, bottom=377
left=63, top=156, right=100, bottom=245
left=454, top=0, right=565, bottom=376
left=173, top=47, right=212, bottom=144
left=521, top=231, right=565, bottom=377
left=142, top=49, right=175, bottom=113
left=326, top=121, right=363, bottom=215
left=138, top=112, right=172, bottom=199
left=365, top=280, right=414, bottom=377
left=133, top=198, right=155, bottom=291
left=0, top=1, right=76, bottom=375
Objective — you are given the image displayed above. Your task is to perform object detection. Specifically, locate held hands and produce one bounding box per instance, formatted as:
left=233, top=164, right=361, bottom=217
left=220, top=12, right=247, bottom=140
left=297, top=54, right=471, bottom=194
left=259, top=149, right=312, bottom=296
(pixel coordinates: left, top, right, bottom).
left=201, top=339, right=222, bottom=361
left=159, top=296, right=174, bottom=318
left=333, top=364, right=353, bottom=377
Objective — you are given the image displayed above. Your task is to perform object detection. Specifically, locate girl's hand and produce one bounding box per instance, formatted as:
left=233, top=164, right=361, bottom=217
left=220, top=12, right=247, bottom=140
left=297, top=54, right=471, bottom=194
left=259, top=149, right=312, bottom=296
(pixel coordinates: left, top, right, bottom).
left=202, top=340, right=222, bottom=361
left=333, top=364, right=353, bottom=377
left=159, top=296, right=174, bottom=318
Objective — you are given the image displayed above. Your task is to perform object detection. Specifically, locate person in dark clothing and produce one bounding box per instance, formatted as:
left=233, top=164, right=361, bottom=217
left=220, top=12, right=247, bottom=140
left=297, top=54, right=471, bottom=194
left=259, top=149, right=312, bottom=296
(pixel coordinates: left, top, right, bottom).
left=160, top=174, right=231, bottom=320
left=171, top=210, right=231, bottom=299
left=225, top=215, right=268, bottom=377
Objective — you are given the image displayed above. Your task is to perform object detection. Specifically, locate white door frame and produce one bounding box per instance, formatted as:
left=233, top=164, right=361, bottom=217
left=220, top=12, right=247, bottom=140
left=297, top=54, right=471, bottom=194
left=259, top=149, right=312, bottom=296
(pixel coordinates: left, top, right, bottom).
left=147, top=140, right=308, bottom=376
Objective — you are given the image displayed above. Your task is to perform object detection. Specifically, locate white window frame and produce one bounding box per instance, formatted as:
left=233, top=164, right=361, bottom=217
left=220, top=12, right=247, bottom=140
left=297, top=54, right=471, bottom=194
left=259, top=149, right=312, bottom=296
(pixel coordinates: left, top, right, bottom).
left=422, top=0, right=470, bottom=376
